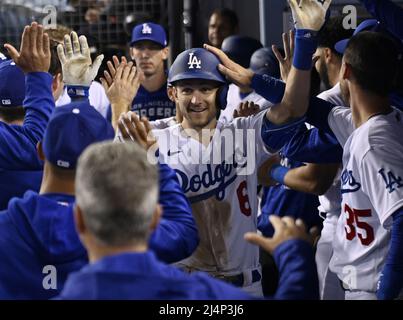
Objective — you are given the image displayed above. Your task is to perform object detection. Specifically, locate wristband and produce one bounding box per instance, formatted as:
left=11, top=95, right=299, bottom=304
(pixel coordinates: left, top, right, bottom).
left=293, top=29, right=318, bottom=71
left=270, top=164, right=289, bottom=185
left=66, top=85, right=90, bottom=99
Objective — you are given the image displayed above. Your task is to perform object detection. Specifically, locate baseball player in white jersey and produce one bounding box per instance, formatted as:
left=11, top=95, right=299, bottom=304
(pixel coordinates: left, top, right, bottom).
left=260, top=0, right=403, bottom=299
left=116, top=39, right=320, bottom=296
left=315, top=85, right=345, bottom=299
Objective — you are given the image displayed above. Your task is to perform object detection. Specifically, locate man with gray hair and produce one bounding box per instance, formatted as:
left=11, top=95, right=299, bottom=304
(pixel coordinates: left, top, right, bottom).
left=57, top=141, right=319, bottom=300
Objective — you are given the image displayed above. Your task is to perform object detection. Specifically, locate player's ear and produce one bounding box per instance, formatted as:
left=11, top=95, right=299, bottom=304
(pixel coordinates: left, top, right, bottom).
left=161, top=46, right=169, bottom=61
left=341, top=62, right=352, bottom=80
left=36, top=141, right=45, bottom=161
left=74, top=204, right=87, bottom=235
left=172, top=86, right=179, bottom=100
left=324, top=47, right=332, bottom=63
left=150, top=204, right=162, bottom=232
left=167, top=86, right=175, bottom=102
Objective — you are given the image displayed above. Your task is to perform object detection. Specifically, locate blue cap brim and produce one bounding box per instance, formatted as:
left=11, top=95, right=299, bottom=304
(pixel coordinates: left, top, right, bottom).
left=130, top=37, right=166, bottom=47
left=169, top=71, right=226, bottom=85
left=334, top=39, right=349, bottom=55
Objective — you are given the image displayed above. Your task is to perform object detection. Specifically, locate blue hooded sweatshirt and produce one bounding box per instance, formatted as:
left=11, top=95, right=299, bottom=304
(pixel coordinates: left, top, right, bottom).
left=0, top=72, right=53, bottom=210
left=0, top=164, right=198, bottom=299
left=56, top=239, right=318, bottom=300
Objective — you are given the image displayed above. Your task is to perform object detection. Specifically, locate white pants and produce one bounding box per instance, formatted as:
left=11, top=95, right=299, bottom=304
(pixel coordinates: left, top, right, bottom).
left=316, top=213, right=344, bottom=300
left=345, top=291, right=377, bottom=300
left=242, top=280, right=263, bottom=297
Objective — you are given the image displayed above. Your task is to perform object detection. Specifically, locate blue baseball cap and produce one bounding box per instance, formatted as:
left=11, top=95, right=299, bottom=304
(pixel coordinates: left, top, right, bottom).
left=130, top=22, right=168, bottom=47
left=335, top=19, right=380, bottom=54
left=0, top=59, right=25, bottom=108
left=43, top=101, right=115, bottom=169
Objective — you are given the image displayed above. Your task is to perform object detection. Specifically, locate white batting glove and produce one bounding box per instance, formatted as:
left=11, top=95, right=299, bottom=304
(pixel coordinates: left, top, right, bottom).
left=288, top=0, right=332, bottom=31
left=57, top=31, right=104, bottom=86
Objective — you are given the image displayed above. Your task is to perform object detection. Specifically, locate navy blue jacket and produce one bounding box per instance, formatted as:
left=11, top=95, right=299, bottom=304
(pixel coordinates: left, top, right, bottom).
left=0, top=164, right=198, bottom=299
left=0, top=72, right=53, bottom=209
left=0, top=170, right=42, bottom=210
left=0, top=72, right=53, bottom=171
left=57, top=240, right=318, bottom=300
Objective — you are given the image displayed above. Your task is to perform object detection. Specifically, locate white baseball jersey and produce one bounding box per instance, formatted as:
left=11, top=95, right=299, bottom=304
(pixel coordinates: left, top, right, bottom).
left=316, top=83, right=345, bottom=217
left=219, top=84, right=273, bottom=124
left=315, top=84, right=345, bottom=299
left=154, top=111, right=272, bottom=276
left=149, top=116, right=178, bottom=130
left=328, top=106, right=403, bottom=292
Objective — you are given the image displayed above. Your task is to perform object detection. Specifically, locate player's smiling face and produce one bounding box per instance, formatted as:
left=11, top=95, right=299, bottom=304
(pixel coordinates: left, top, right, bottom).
left=131, top=40, right=168, bottom=77
left=174, top=79, right=220, bottom=131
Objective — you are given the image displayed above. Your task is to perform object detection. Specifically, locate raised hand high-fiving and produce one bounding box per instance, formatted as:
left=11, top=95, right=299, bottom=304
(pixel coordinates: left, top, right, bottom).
left=57, top=31, right=104, bottom=86
left=4, top=22, right=51, bottom=73
left=288, top=0, right=332, bottom=31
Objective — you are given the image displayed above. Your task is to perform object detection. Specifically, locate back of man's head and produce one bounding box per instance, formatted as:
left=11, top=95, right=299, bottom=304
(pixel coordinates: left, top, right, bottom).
left=75, top=142, right=159, bottom=247
left=0, top=59, right=26, bottom=124
left=318, top=16, right=354, bottom=58
left=344, top=31, right=399, bottom=96
left=45, top=26, right=71, bottom=76
left=42, top=100, right=114, bottom=171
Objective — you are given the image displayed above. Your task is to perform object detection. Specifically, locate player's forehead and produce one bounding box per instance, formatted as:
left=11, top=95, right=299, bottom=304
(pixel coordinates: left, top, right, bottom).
left=174, top=79, right=221, bottom=89
left=132, top=40, right=164, bottom=51
left=209, top=13, right=231, bottom=27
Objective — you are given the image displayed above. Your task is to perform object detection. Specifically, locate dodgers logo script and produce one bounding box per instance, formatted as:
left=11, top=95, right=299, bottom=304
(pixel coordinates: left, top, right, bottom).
left=175, top=157, right=247, bottom=203
left=379, top=168, right=403, bottom=193
left=188, top=52, right=202, bottom=69
left=142, top=23, right=152, bottom=34
left=341, top=169, right=361, bottom=194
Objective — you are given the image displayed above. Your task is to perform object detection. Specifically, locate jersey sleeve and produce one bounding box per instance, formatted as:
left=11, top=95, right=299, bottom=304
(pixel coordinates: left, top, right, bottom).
left=326, top=106, right=355, bottom=147
left=360, top=142, right=403, bottom=228
left=282, top=127, right=343, bottom=164
left=0, top=72, right=54, bottom=170
left=271, top=239, right=319, bottom=300
left=149, top=163, right=199, bottom=263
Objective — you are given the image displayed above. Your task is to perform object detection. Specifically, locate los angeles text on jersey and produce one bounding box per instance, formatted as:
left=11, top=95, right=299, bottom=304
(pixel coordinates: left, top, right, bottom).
left=153, top=127, right=257, bottom=176
left=132, top=101, right=176, bottom=119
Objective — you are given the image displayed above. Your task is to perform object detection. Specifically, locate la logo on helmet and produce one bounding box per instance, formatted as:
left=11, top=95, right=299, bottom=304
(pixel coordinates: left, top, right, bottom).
left=142, top=23, right=152, bottom=34
left=188, top=52, right=202, bottom=69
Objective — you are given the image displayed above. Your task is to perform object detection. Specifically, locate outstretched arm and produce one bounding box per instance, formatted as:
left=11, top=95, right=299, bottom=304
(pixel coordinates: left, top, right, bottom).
left=57, top=31, right=104, bottom=101
left=245, top=216, right=319, bottom=300
left=150, top=163, right=199, bottom=263
left=0, top=22, right=53, bottom=170
left=206, top=0, right=332, bottom=126
left=377, top=207, right=403, bottom=300
left=117, top=113, right=199, bottom=263
left=100, top=56, right=143, bottom=130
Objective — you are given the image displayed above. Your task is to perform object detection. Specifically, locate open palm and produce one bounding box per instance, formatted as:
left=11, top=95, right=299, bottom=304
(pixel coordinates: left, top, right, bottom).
left=289, top=0, right=332, bottom=31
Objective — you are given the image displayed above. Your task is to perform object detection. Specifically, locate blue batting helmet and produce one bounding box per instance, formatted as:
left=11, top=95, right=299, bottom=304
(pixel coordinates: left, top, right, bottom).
left=221, top=35, right=263, bottom=68
left=250, top=47, right=282, bottom=78
left=168, top=48, right=226, bottom=85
